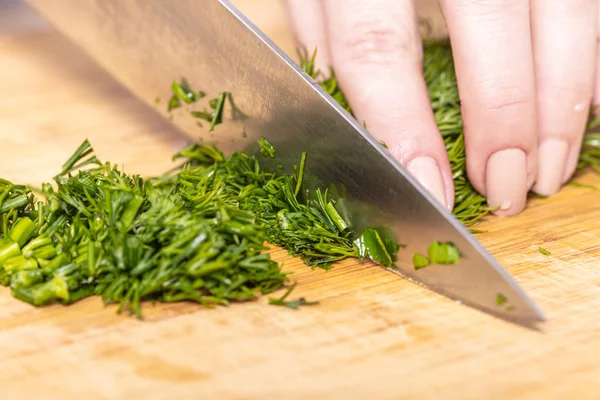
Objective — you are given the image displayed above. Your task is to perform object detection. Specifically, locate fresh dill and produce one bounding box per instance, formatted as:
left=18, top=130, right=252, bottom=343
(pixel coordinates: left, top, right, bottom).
left=298, top=40, right=600, bottom=227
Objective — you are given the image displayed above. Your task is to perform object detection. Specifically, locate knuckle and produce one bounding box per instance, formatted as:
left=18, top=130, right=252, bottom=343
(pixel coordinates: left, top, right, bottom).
left=452, top=0, right=526, bottom=18
left=460, top=0, right=521, bottom=10
left=544, top=81, right=592, bottom=104
left=480, top=84, right=533, bottom=114
left=339, top=18, right=420, bottom=67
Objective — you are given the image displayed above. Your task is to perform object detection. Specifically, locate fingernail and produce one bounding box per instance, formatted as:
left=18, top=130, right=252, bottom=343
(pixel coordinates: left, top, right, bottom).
left=533, top=138, right=569, bottom=196
left=562, top=145, right=580, bottom=184
left=407, top=156, right=450, bottom=210
left=486, top=148, right=528, bottom=217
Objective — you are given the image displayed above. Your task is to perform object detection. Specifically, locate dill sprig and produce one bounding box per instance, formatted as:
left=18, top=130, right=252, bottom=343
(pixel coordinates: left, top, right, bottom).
left=299, top=40, right=600, bottom=226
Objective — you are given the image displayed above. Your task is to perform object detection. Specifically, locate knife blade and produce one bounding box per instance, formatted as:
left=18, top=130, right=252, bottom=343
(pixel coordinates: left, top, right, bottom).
left=25, top=0, right=545, bottom=325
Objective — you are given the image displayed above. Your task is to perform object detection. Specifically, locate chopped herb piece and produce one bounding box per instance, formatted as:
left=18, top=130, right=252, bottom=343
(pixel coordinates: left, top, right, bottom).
left=191, top=110, right=212, bottom=121
left=539, top=247, right=551, bottom=256
left=529, top=192, right=548, bottom=199
left=268, top=283, right=319, bottom=309
left=354, top=228, right=399, bottom=267
left=469, top=229, right=487, bottom=234
left=428, top=241, right=460, bottom=265
left=167, top=95, right=180, bottom=112
left=171, top=79, right=197, bottom=104
left=190, top=110, right=213, bottom=122
left=496, top=293, right=507, bottom=305
left=208, top=92, right=227, bottom=131
left=568, top=181, right=597, bottom=190
left=258, top=137, right=276, bottom=158
left=413, top=253, right=430, bottom=270
left=380, top=140, right=388, bottom=149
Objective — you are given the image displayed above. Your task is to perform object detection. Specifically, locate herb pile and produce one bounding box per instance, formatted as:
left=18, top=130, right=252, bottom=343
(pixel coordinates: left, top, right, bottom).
left=300, top=40, right=600, bottom=226
left=0, top=136, right=399, bottom=315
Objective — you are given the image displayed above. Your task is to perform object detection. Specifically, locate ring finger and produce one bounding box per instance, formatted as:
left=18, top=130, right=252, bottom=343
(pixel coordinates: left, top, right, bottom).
left=530, top=0, right=598, bottom=195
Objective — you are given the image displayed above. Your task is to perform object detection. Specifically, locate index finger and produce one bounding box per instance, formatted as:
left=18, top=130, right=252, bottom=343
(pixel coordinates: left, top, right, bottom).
left=439, top=0, right=537, bottom=216
left=324, top=0, right=455, bottom=210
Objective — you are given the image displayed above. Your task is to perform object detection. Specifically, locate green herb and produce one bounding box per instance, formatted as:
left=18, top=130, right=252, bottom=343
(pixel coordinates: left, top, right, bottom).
left=268, top=282, right=319, bottom=309
left=568, top=181, right=597, bottom=190
left=469, top=229, right=487, bottom=234
left=167, top=96, right=180, bottom=112
left=354, top=228, right=399, bottom=267
left=299, top=41, right=600, bottom=226
left=380, top=141, right=389, bottom=149
left=412, top=253, right=430, bottom=270
left=171, top=79, right=198, bottom=104
left=0, top=140, right=290, bottom=316
left=259, top=137, right=276, bottom=159
left=412, top=240, right=460, bottom=269
left=208, top=92, right=227, bottom=131
left=166, top=80, right=228, bottom=132
left=428, top=241, right=460, bottom=264
left=0, top=136, right=402, bottom=316
left=496, top=293, right=507, bottom=305
left=539, top=247, right=551, bottom=256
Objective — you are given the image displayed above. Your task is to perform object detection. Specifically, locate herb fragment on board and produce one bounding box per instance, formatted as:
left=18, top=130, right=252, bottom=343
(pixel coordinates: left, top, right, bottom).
left=412, top=241, right=460, bottom=270
left=539, top=247, right=551, bottom=256
left=496, top=293, right=507, bottom=305
left=354, top=228, right=399, bottom=267
left=167, top=95, right=180, bottom=112
left=428, top=241, right=460, bottom=265
left=208, top=92, right=227, bottom=131
left=258, top=137, right=276, bottom=158
left=172, top=79, right=198, bottom=104
left=412, top=253, right=430, bottom=270
left=268, top=282, right=319, bottom=310
left=567, top=181, right=597, bottom=190
left=166, top=80, right=228, bottom=132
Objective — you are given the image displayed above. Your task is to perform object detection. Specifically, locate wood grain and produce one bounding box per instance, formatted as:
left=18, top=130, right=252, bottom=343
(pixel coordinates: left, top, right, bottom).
left=2, top=2, right=600, bottom=399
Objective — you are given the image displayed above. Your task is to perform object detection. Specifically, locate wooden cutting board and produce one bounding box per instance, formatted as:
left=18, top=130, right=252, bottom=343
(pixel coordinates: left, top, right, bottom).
left=2, top=2, right=600, bottom=399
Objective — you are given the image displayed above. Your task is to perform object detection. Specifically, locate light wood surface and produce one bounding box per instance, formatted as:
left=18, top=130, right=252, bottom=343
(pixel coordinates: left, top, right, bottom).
left=2, top=2, right=600, bottom=399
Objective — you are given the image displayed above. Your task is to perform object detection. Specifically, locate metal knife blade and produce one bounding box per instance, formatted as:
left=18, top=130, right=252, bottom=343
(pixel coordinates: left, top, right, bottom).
left=25, top=0, right=545, bottom=325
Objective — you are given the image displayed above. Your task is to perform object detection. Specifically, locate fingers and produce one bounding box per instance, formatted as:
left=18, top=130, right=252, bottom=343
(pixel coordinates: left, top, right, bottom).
left=322, top=0, right=454, bottom=210
left=283, top=0, right=331, bottom=73
left=439, top=0, right=537, bottom=216
left=530, top=0, right=598, bottom=195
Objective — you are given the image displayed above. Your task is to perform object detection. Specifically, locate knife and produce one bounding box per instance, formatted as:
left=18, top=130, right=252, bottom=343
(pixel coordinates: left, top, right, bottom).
left=25, top=0, right=545, bottom=325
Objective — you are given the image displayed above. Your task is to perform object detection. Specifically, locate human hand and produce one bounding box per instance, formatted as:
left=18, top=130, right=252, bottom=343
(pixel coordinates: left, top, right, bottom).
left=283, top=0, right=599, bottom=216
